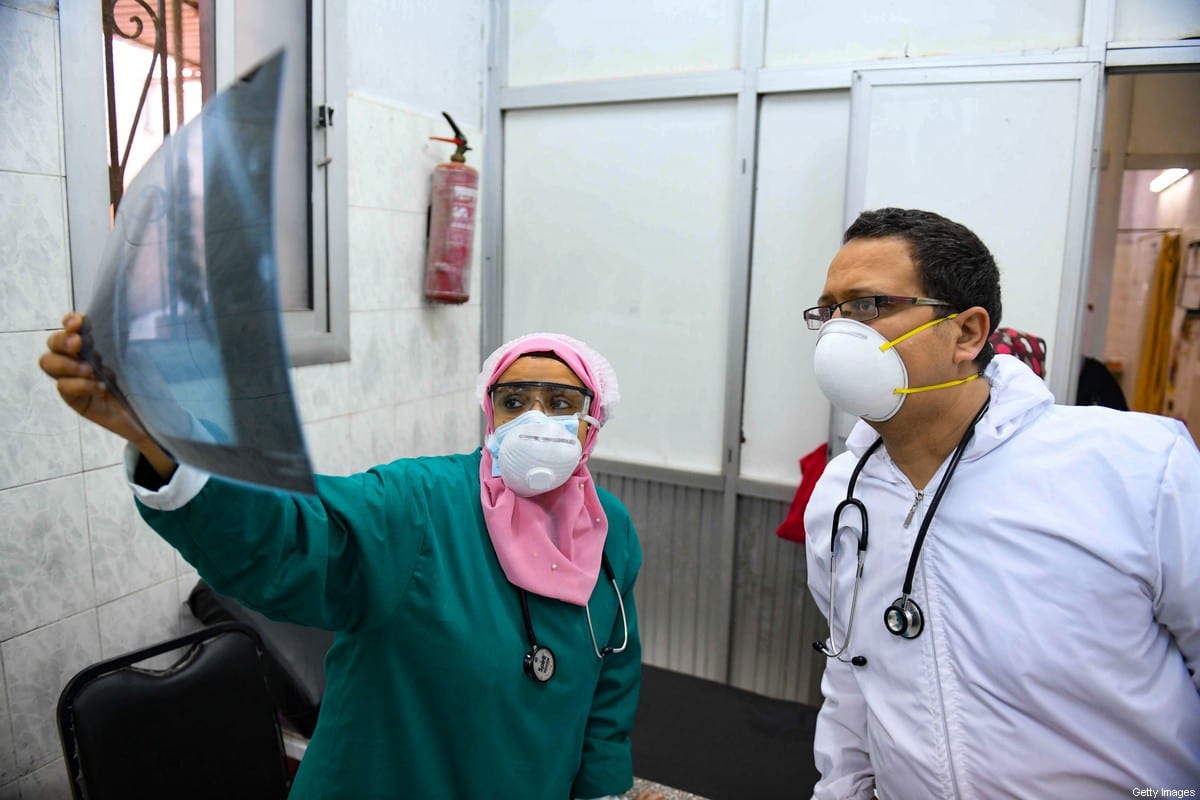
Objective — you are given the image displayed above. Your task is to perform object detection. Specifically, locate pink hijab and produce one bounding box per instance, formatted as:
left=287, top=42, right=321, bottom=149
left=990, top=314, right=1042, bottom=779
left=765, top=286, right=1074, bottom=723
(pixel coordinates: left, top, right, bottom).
left=478, top=333, right=618, bottom=606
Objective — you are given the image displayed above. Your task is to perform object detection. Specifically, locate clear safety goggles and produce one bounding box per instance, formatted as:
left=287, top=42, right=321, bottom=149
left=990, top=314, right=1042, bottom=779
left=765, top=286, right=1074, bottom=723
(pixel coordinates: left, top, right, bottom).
left=489, top=381, right=594, bottom=418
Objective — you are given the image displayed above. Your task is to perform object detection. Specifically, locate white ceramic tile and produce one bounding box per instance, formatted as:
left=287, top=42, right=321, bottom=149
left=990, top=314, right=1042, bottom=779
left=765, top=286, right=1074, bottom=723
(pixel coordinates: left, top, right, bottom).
left=346, top=99, right=442, bottom=214
left=345, top=97, right=396, bottom=211
left=97, top=580, right=182, bottom=670
left=347, top=310, right=404, bottom=413
left=348, top=405, right=398, bottom=473
left=0, top=476, right=92, bottom=641
left=465, top=307, right=484, bottom=387
left=388, top=398, right=421, bottom=460
left=412, top=302, right=480, bottom=397
left=395, top=210, right=432, bottom=310
left=424, top=399, right=460, bottom=458
left=292, top=360, right=351, bottom=423
left=0, top=330, right=82, bottom=492
left=0, top=6, right=60, bottom=176
left=78, top=419, right=125, bottom=472
left=85, top=465, right=177, bottom=605
left=381, top=309, right=432, bottom=406
left=348, top=206, right=424, bottom=313
left=16, top=757, right=69, bottom=800
left=404, top=398, right=437, bottom=460
left=437, top=302, right=481, bottom=393
left=0, top=663, right=15, bottom=786
left=435, top=389, right=481, bottom=458
left=0, top=2, right=57, bottom=16
left=0, top=173, right=70, bottom=332
left=2, top=612, right=101, bottom=772
left=466, top=203, right=484, bottom=307
left=444, top=388, right=484, bottom=455
left=395, top=388, right=480, bottom=460
left=303, top=416, right=354, bottom=476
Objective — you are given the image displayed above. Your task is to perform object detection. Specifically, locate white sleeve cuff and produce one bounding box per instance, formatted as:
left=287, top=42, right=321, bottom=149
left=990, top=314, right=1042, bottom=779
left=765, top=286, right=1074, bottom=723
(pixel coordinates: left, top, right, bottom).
left=123, top=443, right=209, bottom=511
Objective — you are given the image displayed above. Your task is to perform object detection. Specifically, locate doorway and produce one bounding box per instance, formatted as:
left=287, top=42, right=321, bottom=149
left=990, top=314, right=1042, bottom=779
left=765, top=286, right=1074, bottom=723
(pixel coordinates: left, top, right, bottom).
left=1085, top=69, right=1200, bottom=446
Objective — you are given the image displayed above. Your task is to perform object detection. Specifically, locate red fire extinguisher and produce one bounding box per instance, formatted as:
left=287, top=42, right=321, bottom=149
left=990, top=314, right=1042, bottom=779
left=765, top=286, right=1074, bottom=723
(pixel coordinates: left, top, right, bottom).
left=425, top=112, right=478, bottom=304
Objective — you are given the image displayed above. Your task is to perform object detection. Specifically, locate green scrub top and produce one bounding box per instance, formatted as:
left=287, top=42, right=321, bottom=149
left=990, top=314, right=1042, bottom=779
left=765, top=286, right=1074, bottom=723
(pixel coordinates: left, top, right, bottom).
left=138, top=449, right=642, bottom=799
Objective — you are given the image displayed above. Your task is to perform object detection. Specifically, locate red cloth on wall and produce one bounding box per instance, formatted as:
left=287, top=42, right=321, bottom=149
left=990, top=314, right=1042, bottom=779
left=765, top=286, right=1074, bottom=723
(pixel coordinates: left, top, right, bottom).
left=775, top=442, right=829, bottom=544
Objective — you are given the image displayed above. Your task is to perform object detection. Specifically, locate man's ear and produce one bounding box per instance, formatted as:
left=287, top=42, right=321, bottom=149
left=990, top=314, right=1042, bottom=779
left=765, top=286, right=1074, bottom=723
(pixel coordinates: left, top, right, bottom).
left=953, top=306, right=991, bottom=366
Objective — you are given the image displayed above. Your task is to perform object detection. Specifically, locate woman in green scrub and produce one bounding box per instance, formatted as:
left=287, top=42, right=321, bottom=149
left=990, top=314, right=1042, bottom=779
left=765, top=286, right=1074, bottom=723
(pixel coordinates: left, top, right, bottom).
left=42, top=318, right=654, bottom=800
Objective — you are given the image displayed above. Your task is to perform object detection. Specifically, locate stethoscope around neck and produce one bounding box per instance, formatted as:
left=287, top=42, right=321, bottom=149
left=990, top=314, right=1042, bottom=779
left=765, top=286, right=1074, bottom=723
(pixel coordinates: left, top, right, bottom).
left=518, top=553, right=628, bottom=683
left=814, top=398, right=989, bottom=668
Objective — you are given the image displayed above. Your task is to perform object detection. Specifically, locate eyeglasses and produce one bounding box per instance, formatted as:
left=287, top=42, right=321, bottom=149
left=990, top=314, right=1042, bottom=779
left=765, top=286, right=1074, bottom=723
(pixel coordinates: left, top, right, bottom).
left=803, top=296, right=954, bottom=330
left=489, top=381, right=593, bottom=417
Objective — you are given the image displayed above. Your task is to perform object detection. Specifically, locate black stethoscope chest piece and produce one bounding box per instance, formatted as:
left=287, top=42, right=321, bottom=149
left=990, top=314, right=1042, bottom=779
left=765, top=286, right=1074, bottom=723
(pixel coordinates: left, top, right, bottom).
left=524, top=645, right=556, bottom=682
left=517, top=554, right=627, bottom=683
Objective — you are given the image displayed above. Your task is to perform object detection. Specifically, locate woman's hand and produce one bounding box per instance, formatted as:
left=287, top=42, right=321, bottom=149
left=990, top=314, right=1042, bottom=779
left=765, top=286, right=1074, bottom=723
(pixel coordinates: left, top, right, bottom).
left=39, top=312, right=177, bottom=479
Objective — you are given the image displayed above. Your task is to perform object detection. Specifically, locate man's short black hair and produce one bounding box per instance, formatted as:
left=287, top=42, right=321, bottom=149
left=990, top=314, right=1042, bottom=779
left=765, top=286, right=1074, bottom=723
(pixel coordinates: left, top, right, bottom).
left=843, top=207, right=1002, bottom=368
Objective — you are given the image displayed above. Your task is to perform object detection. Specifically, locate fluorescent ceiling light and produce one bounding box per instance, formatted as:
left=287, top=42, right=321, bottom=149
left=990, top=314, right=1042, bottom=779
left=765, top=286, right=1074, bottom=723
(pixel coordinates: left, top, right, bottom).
left=1149, top=168, right=1190, bottom=193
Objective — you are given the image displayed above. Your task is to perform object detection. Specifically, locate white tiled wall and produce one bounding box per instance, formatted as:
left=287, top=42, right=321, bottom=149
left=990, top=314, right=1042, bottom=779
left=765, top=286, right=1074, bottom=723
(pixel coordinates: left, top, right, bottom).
left=0, top=333, right=82, bottom=492
left=0, top=3, right=486, bottom=795
left=0, top=5, right=87, bottom=792
left=0, top=667, right=15, bottom=786
left=0, top=477, right=92, bottom=643
left=4, top=614, right=101, bottom=778
left=0, top=5, right=60, bottom=177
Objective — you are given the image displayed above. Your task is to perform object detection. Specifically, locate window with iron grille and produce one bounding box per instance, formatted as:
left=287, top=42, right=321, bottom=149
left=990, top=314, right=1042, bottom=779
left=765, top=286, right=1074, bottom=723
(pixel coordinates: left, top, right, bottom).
left=64, top=0, right=348, bottom=365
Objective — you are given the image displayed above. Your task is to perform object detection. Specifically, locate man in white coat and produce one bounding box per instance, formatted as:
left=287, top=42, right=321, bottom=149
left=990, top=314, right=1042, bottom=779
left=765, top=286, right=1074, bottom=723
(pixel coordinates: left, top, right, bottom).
left=803, top=207, right=1200, bottom=799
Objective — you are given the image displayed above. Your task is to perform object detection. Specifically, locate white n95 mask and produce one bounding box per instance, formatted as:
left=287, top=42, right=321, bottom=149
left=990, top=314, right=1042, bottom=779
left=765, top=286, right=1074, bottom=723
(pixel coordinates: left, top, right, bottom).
left=813, top=316, right=978, bottom=422
left=486, top=410, right=583, bottom=496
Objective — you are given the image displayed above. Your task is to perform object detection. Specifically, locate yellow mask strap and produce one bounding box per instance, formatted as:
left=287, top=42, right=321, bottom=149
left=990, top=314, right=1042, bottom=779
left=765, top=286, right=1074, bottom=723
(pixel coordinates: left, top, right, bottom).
left=879, top=313, right=958, bottom=353
left=895, top=371, right=981, bottom=396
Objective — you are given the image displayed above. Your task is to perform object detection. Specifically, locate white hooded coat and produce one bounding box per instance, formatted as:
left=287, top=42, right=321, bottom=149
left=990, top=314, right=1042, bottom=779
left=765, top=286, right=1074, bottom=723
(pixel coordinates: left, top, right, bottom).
left=805, top=354, right=1200, bottom=799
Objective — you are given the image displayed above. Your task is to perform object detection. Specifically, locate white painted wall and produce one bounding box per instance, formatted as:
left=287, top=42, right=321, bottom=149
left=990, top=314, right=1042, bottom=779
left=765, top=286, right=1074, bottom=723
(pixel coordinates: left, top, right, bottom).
left=507, top=0, right=741, bottom=86
left=765, top=0, right=1086, bottom=67
left=850, top=66, right=1095, bottom=403
left=1114, top=0, right=1200, bottom=42
left=347, top=0, right=487, bottom=131
left=503, top=99, right=739, bottom=474
left=740, top=92, right=850, bottom=485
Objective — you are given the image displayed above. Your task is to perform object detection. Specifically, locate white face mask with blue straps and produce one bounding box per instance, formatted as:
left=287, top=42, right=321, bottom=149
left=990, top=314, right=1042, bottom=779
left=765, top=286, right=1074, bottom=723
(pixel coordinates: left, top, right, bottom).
left=486, top=410, right=583, bottom=496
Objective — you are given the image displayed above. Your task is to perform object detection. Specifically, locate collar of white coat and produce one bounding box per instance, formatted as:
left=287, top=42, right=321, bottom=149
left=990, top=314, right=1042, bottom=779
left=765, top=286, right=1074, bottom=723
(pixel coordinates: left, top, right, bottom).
left=844, top=353, right=1056, bottom=463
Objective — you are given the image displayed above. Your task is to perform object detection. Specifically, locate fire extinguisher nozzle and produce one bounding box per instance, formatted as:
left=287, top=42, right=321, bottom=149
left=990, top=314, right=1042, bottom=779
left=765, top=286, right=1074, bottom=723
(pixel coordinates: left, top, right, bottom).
left=436, top=113, right=470, bottom=163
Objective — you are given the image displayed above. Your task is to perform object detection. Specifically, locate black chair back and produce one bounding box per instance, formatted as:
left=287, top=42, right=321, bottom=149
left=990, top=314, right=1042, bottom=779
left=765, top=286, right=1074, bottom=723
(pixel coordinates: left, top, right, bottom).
left=57, top=622, right=290, bottom=800
left=188, top=578, right=332, bottom=737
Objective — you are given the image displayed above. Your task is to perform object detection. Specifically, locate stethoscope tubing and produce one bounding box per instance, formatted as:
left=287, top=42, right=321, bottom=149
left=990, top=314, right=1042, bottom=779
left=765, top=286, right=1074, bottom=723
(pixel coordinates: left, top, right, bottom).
left=822, top=398, right=990, bottom=658
left=824, top=438, right=882, bottom=660
left=518, top=553, right=628, bottom=668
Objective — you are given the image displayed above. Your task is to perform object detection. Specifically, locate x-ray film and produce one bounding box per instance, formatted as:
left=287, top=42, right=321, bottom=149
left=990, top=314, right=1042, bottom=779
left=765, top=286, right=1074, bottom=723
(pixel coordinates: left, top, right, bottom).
left=82, top=51, right=315, bottom=495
